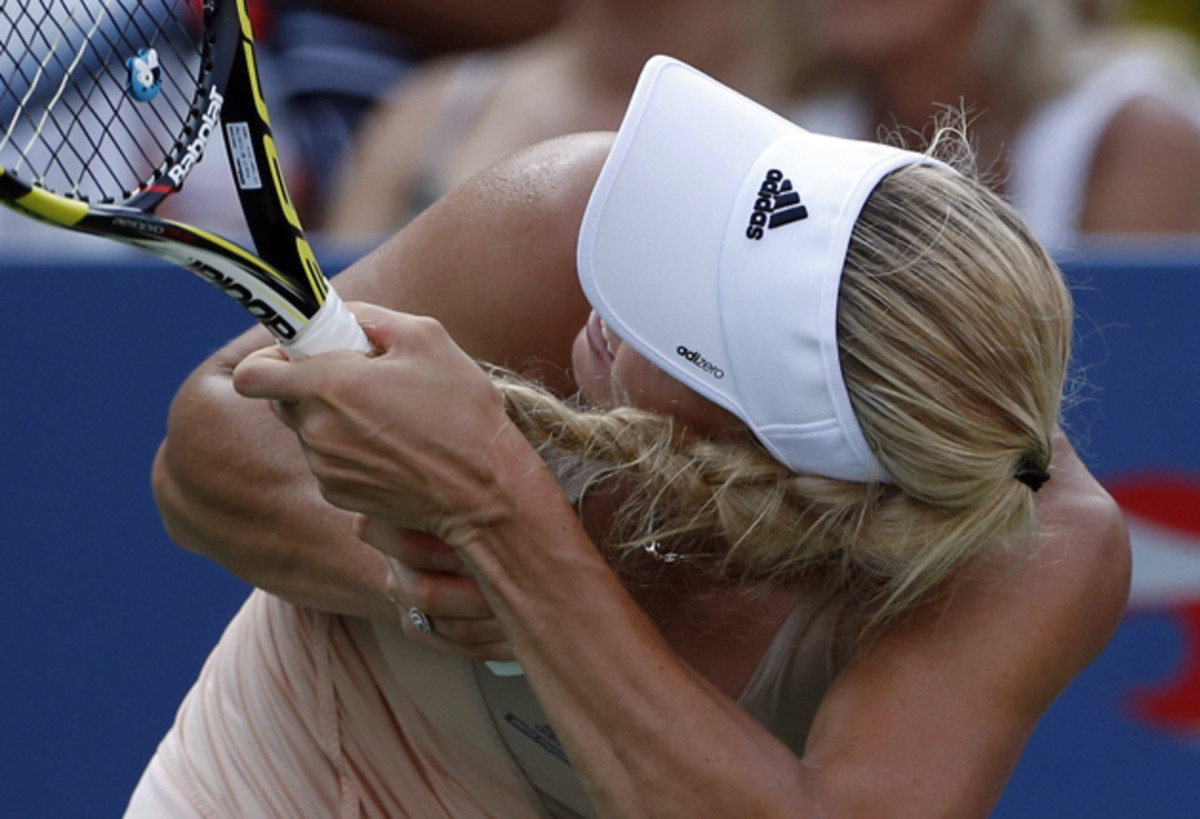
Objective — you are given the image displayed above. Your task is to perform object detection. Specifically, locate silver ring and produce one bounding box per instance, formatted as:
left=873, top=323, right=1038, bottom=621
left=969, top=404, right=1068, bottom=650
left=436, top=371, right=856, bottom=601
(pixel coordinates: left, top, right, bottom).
left=407, top=606, right=434, bottom=636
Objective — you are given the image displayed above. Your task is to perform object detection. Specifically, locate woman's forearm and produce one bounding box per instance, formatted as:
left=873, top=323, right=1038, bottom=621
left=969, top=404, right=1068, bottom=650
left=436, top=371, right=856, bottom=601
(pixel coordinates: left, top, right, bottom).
left=455, top=438, right=814, bottom=818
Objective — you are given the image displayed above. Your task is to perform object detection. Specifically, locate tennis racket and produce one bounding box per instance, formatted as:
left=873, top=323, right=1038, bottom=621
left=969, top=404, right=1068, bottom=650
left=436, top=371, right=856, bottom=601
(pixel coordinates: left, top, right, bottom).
left=1, top=0, right=521, bottom=676
left=0, top=0, right=369, bottom=357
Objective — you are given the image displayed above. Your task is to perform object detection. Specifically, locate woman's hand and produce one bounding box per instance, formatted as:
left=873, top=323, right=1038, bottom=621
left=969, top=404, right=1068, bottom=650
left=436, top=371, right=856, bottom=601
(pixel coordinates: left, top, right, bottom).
left=231, top=302, right=544, bottom=547
left=358, top=518, right=513, bottom=661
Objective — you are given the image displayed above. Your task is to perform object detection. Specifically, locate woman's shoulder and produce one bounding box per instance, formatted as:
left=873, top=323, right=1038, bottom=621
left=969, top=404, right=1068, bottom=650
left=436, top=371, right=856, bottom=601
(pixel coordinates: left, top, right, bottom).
left=443, top=131, right=615, bottom=252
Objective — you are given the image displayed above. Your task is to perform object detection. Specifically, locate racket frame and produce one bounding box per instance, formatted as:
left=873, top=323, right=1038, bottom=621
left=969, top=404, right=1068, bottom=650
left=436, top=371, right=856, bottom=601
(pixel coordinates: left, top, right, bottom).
left=0, top=0, right=352, bottom=350
left=1, top=0, right=522, bottom=673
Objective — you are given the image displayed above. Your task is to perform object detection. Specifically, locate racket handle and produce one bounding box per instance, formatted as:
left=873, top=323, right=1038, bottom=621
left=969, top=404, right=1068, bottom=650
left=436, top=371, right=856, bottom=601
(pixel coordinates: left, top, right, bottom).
left=285, top=289, right=373, bottom=359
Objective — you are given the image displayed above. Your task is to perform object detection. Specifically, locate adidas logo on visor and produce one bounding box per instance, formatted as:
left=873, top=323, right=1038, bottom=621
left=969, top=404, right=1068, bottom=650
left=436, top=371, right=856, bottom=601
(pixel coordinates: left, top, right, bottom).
left=745, top=169, right=808, bottom=240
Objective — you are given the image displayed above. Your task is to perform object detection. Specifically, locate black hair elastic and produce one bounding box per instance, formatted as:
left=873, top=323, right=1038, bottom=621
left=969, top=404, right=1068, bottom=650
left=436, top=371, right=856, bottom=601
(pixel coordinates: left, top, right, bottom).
left=1015, top=463, right=1051, bottom=492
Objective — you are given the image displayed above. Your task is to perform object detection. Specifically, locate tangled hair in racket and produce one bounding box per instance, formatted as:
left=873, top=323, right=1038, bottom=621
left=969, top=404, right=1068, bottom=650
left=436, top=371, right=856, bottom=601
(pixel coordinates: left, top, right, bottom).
left=0, top=0, right=368, bottom=356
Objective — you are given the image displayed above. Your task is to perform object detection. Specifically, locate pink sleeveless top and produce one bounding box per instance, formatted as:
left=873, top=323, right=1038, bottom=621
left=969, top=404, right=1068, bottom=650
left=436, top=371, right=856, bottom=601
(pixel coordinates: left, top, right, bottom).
left=124, top=587, right=846, bottom=818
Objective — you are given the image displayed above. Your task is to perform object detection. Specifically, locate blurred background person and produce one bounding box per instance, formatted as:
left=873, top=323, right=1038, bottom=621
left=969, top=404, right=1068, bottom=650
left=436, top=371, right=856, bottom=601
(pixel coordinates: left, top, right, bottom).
left=320, top=0, right=798, bottom=239
left=786, top=0, right=1200, bottom=252
left=268, top=0, right=566, bottom=222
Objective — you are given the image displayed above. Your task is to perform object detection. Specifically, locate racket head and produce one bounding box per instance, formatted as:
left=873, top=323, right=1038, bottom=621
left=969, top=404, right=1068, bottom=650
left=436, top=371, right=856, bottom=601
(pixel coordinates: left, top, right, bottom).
left=0, top=0, right=243, bottom=211
left=0, top=1, right=365, bottom=354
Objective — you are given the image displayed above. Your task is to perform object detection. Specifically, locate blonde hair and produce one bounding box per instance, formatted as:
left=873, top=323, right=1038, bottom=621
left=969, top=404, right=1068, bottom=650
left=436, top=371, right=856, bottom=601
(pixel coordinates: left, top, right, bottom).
left=492, top=127, right=1072, bottom=635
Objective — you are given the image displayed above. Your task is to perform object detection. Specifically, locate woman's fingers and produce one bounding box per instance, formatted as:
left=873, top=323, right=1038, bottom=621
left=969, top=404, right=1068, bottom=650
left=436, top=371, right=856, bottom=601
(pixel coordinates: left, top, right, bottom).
left=362, top=519, right=510, bottom=655
left=384, top=558, right=513, bottom=660
left=357, top=517, right=465, bottom=573
left=347, top=302, right=414, bottom=352
left=231, top=344, right=316, bottom=402
left=385, top=555, right=493, bottom=620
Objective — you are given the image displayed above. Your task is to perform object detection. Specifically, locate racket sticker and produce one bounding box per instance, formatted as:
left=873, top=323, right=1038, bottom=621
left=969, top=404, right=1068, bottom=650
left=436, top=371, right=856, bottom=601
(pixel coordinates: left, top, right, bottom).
left=225, top=122, right=264, bottom=190
left=126, top=48, right=163, bottom=102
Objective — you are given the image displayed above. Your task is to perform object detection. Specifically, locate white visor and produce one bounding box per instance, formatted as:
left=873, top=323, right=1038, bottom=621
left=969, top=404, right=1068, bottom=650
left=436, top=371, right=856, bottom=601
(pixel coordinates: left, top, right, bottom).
left=577, top=56, right=951, bottom=482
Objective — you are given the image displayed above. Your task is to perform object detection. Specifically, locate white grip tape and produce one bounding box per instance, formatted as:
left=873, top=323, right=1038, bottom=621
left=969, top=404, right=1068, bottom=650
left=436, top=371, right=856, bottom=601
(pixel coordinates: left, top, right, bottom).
left=285, top=289, right=373, bottom=358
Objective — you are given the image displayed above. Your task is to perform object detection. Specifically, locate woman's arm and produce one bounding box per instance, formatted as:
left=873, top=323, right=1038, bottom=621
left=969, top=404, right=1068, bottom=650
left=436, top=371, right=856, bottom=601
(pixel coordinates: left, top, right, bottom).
left=236, top=293, right=1131, bottom=818
left=152, top=133, right=611, bottom=618
left=450, top=430, right=1132, bottom=817
left=792, top=432, right=1130, bottom=816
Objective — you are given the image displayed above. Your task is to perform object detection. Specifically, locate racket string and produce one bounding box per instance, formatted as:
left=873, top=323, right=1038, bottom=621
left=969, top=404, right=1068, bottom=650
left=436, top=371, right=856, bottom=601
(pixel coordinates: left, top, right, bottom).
left=4, top=0, right=122, bottom=183
left=117, top=4, right=203, bottom=175
left=0, top=0, right=80, bottom=155
left=7, top=0, right=109, bottom=167
left=1, top=0, right=205, bottom=203
left=66, top=4, right=180, bottom=195
left=40, top=1, right=131, bottom=196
